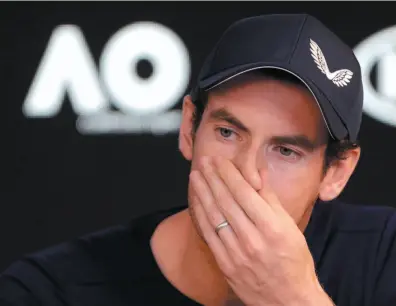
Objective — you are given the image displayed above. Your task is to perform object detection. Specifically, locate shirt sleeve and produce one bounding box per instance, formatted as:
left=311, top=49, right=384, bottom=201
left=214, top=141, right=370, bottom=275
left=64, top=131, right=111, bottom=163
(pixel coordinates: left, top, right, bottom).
left=0, top=275, right=40, bottom=306
left=0, top=258, right=66, bottom=306
left=371, top=211, right=396, bottom=306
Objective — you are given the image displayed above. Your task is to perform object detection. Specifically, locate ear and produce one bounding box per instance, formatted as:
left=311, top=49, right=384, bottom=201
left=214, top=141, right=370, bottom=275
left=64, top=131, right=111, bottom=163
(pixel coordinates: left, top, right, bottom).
left=178, top=95, right=195, bottom=161
left=319, top=147, right=361, bottom=201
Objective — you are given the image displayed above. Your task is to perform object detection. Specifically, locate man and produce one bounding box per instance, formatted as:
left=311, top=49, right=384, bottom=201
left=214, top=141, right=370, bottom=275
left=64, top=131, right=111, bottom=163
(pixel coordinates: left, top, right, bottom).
left=1, top=13, right=395, bottom=306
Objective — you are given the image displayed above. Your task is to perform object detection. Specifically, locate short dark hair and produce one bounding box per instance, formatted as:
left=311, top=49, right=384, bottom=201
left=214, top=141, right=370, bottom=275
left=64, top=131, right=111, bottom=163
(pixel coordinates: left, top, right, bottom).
left=190, top=69, right=359, bottom=171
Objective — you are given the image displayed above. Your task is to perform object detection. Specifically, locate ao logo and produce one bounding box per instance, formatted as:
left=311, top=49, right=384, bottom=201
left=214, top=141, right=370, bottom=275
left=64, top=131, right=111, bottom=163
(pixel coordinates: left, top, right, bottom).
left=354, top=25, right=396, bottom=128
left=22, top=22, right=191, bottom=135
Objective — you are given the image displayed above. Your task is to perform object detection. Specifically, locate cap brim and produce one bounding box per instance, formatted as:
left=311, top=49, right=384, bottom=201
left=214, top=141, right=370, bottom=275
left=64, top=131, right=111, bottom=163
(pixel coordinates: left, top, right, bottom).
left=199, top=64, right=348, bottom=141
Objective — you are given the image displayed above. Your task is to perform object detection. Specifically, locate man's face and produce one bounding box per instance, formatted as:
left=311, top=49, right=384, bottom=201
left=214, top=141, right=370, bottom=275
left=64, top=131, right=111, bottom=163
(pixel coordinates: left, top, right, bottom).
left=179, top=76, right=356, bottom=230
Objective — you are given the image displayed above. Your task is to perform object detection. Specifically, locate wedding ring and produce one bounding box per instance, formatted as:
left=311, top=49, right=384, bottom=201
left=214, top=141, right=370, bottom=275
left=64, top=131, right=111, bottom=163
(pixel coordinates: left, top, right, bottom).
left=215, top=220, right=230, bottom=234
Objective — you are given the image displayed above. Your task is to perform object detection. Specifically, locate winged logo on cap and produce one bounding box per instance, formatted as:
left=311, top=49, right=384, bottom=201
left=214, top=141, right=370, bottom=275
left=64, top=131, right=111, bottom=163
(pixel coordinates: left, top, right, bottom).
left=309, top=39, right=353, bottom=87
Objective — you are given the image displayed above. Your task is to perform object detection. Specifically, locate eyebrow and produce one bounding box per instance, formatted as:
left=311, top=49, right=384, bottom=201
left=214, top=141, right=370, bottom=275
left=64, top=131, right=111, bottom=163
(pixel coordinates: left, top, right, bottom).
left=270, top=135, right=320, bottom=152
left=208, top=108, right=250, bottom=133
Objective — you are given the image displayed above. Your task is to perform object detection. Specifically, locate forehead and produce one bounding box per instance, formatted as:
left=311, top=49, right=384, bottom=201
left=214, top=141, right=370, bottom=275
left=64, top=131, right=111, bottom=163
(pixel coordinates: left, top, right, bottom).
left=205, top=74, right=327, bottom=140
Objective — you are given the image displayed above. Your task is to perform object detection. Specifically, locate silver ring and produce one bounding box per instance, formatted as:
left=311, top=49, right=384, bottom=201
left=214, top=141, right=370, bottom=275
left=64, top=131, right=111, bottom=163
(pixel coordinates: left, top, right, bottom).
left=215, top=220, right=229, bottom=234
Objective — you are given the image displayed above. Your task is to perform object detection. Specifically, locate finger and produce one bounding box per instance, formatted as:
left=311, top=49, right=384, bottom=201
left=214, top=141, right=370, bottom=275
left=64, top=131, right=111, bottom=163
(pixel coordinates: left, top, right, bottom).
left=212, top=156, right=274, bottom=226
left=190, top=194, right=234, bottom=273
left=190, top=169, right=245, bottom=258
left=199, top=156, right=261, bottom=247
left=190, top=169, right=226, bottom=229
left=192, top=193, right=252, bottom=279
left=257, top=169, right=294, bottom=223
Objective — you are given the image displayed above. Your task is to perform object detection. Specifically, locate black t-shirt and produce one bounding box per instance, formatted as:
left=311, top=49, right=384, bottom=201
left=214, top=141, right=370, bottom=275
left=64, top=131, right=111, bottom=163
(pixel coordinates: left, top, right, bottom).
left=1, top=200, right=396, bottom=306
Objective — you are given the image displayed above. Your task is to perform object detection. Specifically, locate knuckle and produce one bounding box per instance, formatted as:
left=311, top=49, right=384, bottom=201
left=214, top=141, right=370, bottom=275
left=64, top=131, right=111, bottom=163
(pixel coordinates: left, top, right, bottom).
left=245, top=240, right=264, bottom=258
left=233, top=254, right=250, bottom=269
left=209, top=214, right=221, bottom=227
left=266, top=224, right=283, bottom=242
left=221, top=263, right=237, bottom=279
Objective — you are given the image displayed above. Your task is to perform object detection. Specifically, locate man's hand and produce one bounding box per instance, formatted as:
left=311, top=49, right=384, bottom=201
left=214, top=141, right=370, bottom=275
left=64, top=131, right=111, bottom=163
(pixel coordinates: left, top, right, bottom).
left=189, top=156, right=334, bottom=306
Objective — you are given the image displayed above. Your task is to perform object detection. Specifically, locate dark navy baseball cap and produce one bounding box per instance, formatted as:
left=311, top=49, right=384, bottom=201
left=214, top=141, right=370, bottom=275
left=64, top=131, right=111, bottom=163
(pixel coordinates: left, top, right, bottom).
left=191, top=14, right=364, bottom=142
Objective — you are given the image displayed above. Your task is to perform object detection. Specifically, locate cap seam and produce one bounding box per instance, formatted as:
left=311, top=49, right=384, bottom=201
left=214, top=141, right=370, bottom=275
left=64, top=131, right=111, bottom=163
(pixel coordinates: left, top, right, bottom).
left=287, top=15, right=308, bottom=64
left=309, top=78, right=350, bottom=134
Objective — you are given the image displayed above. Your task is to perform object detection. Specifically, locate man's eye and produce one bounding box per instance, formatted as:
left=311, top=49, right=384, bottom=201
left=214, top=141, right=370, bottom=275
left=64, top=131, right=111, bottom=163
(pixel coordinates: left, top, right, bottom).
left=278, top=146, right=299, bottom=157
left=279, top=147, right=293, bottom=156
left=218, top=127, right=234, bottom=138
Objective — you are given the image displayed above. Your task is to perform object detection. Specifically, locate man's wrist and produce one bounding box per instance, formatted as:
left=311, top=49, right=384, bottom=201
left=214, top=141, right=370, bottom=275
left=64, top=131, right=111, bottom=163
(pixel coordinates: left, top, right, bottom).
left=296, top=279, right=335, bottom=306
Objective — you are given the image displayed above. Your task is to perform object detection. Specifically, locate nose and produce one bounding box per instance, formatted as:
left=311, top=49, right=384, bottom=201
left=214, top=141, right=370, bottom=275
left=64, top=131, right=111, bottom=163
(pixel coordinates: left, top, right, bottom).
left=232, top=149, right=262, bottom=191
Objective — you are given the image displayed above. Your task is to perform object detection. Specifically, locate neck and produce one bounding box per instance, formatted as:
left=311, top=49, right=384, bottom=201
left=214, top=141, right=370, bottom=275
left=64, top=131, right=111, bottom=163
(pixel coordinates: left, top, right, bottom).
left=151, top=209, right=232, bottom=305
left=183, top=212, right=229, bottom=290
